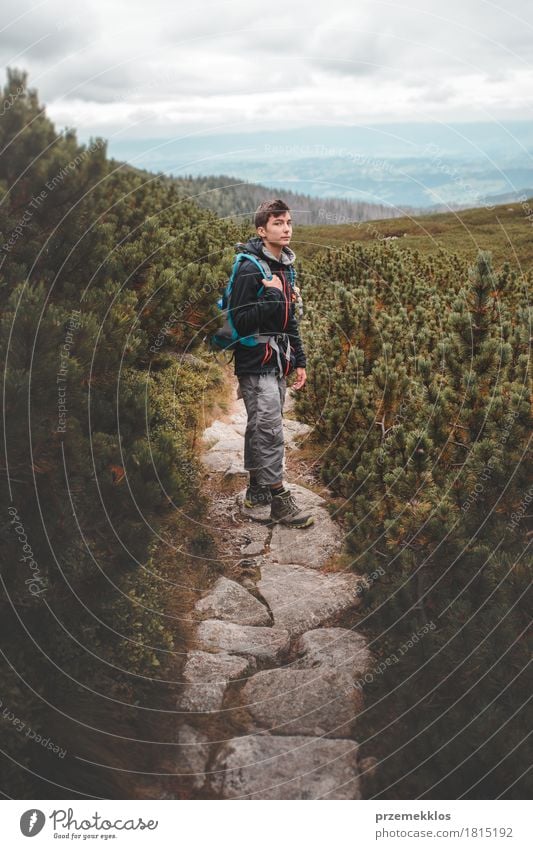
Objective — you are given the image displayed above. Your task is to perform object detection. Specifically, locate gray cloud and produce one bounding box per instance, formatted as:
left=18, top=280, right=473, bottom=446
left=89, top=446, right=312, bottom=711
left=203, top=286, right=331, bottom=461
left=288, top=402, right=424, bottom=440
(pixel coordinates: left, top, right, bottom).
left=0, top=0, right=91, bottom=61
left=0, top=0, right=531, bottom=136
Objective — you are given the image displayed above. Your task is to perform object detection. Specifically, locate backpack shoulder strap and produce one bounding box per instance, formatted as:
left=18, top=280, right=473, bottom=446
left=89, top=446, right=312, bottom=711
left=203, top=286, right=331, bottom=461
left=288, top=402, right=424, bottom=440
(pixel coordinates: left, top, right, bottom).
left=226, top=253, right=272, bottom=299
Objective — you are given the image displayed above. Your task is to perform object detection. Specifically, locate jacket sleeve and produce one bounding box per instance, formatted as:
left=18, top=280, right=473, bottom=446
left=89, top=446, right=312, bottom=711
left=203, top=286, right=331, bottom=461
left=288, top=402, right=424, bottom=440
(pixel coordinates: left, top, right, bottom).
left=230, top=260, right=285, bottom=336
left=285, top=305, right=307, bottom=368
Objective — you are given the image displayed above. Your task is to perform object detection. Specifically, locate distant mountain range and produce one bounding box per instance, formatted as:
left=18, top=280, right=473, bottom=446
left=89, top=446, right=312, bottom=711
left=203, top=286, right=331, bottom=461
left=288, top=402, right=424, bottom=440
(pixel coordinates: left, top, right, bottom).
left=108, top=120, right=533, bottom=212
left=156, top=172, right=416, bottom=225
left=121, top=165, right=532, bottom=226
left=475, top=188, right=533, bottom=207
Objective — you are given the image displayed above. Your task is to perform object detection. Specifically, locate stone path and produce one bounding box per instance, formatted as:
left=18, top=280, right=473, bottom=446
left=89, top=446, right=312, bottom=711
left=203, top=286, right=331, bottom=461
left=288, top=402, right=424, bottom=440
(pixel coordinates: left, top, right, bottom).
left=174, top=386, right=373, bottom=799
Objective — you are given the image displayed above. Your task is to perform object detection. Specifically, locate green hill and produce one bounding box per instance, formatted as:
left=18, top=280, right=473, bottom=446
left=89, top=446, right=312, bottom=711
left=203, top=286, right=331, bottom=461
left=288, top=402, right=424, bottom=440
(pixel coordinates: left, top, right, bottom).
left=149, top=169, right=533, bottom=270
left=292, top=199, right=533, bottom=269
left=125, top=166, right=533, bottom=271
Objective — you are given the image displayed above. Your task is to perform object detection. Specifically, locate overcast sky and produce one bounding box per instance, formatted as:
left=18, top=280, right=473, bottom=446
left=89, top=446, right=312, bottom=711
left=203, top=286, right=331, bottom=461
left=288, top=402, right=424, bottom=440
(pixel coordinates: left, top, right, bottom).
left=2, top=0, right=533, bottom=143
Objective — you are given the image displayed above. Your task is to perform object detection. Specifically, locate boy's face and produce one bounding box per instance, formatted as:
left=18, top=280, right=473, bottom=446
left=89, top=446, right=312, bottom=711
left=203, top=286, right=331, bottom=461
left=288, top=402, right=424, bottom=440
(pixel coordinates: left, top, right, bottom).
left=257, top=210, right=292, bottom=249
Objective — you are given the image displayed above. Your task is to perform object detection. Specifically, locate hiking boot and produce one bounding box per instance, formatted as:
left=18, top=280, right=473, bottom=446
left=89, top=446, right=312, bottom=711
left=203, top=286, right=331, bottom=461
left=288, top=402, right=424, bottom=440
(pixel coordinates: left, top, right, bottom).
left=243, top=484, right=272, bottom=508
left=269, top=488, right=314, bottom=528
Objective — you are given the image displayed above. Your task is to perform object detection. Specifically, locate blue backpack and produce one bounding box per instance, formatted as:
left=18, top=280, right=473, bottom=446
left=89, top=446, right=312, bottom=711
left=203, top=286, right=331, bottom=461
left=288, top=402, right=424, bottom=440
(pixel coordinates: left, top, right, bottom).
left=210, top=251, right=296, bottom=351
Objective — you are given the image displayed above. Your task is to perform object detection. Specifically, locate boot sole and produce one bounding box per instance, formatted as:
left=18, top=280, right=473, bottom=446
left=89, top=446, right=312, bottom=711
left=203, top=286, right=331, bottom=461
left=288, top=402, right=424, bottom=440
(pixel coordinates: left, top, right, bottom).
left=269, top=516, right=314, bottom=529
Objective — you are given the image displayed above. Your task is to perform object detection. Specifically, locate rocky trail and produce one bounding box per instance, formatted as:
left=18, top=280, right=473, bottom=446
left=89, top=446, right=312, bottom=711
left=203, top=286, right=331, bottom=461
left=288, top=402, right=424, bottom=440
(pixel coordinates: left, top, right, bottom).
left=174, top=382, right=375, bottom=799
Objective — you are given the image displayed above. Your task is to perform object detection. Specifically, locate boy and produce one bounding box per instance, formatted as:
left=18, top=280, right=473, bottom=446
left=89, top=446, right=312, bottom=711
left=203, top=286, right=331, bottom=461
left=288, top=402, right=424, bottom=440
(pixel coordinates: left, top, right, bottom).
left=230, top=198, right=314, bottom=528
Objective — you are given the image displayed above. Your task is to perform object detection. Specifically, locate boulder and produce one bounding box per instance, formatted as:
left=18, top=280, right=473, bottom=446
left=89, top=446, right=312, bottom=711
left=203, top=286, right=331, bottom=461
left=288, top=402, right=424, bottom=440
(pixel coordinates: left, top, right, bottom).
left=283, top=390, right=296, bottom=414
left=176, top=650, right=254, bottom=713
left=203, top=420, right=239, bottom=445
left=211, top=734, right=361, bottom=799
left=195, top=577, right=270, bottom=626
left=240, top=540, right=265, bottom=556
left=239, top=525, right=271, bottom=555
left=195, top=620, right=290, bottom=662
left=283, top=417, right=312, bottom=448
left=175, top=725, right=212, bottom=791
left=240, top=666, right=363, bottom=738
left=202, top=447, right=246, bottom=475
left=257, top=562, right=362, bottom=635
left=201, top=411, right=246, bottom=474
left=294, top=628, right=373, bottom=679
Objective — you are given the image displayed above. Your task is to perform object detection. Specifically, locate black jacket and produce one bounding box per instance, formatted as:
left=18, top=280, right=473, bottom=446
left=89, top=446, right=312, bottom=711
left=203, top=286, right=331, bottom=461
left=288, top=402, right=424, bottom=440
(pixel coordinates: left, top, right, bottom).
left=230, top=236, right=306, bottom=377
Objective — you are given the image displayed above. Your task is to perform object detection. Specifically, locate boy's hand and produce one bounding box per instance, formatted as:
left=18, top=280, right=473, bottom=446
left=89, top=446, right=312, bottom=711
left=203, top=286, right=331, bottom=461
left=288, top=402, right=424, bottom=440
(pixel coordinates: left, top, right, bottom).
left=263, top=274, right=283, bottom=292
left=292, top=367, right=307, bottom=390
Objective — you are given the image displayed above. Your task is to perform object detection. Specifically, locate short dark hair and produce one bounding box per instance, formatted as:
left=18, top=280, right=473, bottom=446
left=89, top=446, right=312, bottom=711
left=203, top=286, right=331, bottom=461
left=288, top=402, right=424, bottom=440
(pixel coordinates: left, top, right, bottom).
left=254, top=198, right=290, bottom=229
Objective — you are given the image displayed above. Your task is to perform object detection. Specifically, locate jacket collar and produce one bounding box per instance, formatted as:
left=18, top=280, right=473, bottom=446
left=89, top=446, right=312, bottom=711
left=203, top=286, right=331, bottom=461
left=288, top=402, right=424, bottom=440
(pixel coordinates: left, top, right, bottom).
left=239, top=236, right=295, bottom=266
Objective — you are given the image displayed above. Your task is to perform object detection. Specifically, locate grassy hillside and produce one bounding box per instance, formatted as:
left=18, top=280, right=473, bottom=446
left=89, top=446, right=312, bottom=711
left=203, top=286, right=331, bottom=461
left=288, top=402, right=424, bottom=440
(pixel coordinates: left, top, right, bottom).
left=292, top=199, right=533, bottom=269
left=121, top=164, right=533, bottom=271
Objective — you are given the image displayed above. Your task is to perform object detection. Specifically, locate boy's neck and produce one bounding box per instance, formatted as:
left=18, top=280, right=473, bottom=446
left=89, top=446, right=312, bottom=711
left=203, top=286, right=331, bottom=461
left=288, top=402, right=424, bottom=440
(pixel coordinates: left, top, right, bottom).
left=261, top=238, right=282, bottom=260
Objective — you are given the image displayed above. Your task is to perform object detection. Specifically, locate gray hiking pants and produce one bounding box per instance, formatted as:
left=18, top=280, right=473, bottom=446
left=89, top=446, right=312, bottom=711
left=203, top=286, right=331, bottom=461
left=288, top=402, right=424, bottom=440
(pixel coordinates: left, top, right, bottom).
left=237, top=372, right=287, bottom=486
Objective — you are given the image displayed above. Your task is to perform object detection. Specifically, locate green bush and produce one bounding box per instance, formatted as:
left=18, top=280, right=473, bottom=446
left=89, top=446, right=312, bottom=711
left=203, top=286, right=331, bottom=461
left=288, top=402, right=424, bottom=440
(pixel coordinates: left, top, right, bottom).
left=296, top=241, right=532, bottom=798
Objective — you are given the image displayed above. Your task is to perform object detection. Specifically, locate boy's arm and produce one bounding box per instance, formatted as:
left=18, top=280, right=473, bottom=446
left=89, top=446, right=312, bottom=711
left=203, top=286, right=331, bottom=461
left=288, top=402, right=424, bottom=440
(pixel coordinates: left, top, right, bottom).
left=230, top=261, right=285, bottom=336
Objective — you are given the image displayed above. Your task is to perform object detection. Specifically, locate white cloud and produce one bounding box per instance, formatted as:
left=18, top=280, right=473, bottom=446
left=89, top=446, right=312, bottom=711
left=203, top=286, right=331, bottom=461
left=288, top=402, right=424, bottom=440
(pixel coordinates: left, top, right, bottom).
left=1, top=0, right=532, bottom=137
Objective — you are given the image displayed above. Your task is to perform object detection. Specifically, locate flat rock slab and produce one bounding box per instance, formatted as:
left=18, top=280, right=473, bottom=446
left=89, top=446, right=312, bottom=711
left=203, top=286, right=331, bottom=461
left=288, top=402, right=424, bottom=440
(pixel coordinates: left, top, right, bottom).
left=268, top=484, right=342, bottom=569
left=240, top=539, right=266, bottom=556
left=294, top=628, right=373, bottom=679
left=195, top=620, right=290, bottom=662
left=202, top=448, right=246, bottom=475
left=284, top=390, right=296, bottom=414
left=238, top=524, right=271, bottom=556
left=206, top=436, right=243, bottom=454
left=257, top=562, right=362, bottom=635
left=195, top=577, right=270, bottom=626
left=211, top=734, right=361, bottom=799
left=229, top=411, right=248, bottom=437
left=202, top=410, right=312, bottom=476
left=237, top=490, right=272, bottom=523
left=240, top=667, right=363, bottom=738
left=203, top=420, right=241, bottom=445
left=283, top=417, right=312, bottom=448
left=177, top=651, right=254, bottom=713
left=175, top=725, right=212, bottom=791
